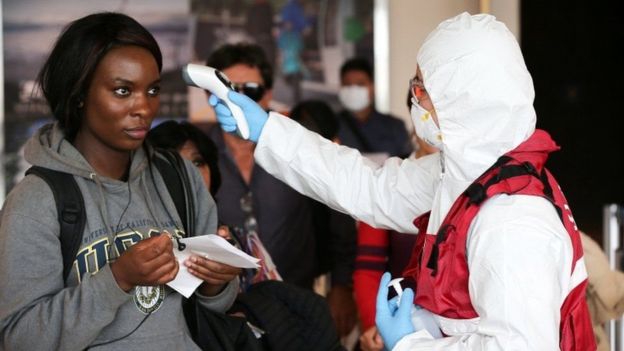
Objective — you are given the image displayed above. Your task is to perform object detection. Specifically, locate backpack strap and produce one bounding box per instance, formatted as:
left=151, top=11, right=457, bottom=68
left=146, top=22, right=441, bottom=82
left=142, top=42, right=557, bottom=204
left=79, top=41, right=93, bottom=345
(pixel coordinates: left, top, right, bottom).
left=25, top=166, right=86, bottom=282
left=151, top=148, right=200, bottom=340
left=152, top=149, right=195, bottom=237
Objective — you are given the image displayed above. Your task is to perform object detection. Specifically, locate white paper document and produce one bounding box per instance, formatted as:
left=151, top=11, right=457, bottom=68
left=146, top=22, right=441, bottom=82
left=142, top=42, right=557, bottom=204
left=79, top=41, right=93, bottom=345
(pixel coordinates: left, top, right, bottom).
left=167, top=234, right=260, bottom=298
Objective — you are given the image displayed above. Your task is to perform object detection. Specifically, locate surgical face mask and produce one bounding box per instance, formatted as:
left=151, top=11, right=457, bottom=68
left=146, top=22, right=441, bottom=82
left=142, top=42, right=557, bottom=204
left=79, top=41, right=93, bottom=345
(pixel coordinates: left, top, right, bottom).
left=410, top=99, right=443, bottom=148
left=338, top=85, right=370, bottom=112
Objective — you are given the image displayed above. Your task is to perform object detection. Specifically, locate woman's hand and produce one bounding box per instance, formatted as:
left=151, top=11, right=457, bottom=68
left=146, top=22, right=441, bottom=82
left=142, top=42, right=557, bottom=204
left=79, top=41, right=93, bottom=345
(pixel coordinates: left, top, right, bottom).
left=185, top=254, right=241, bottom=296
left=110, top=234, right=179, bottom=292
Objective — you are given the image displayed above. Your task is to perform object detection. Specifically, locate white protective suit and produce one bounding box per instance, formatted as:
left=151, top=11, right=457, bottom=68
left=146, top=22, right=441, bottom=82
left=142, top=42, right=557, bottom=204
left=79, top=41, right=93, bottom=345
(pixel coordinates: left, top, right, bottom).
left=254, top=13, right=587, bottom=350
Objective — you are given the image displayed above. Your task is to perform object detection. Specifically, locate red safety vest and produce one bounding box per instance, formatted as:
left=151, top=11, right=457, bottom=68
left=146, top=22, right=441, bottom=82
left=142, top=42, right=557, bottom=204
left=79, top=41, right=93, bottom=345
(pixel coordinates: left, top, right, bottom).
left=402, top=130, right=596, bottom=350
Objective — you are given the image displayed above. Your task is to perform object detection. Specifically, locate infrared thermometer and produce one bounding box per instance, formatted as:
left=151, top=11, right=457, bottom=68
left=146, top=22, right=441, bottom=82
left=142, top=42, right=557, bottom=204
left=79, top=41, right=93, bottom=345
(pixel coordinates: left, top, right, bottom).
left=386, top=277, right=443, bottom=338
left=182, top=64, right=250, bottom=139
left=388, top=277, right=405, bottom=304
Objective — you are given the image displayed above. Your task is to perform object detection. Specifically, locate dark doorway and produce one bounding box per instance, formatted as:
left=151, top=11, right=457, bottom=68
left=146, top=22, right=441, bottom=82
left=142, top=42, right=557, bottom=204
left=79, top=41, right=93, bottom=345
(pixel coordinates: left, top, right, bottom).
left=521, top=2, right=624, bottom=243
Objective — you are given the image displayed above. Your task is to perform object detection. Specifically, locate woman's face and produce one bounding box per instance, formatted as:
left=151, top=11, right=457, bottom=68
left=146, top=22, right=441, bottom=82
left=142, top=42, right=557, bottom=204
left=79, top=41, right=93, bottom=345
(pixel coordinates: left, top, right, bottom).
left=179, top=140, right=211, bottom=191
left=77, top=45, right=160, bottom=155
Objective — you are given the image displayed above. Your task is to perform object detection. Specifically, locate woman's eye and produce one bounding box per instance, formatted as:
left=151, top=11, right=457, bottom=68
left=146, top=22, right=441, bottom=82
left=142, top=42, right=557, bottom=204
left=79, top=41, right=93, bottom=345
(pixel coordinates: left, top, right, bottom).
left=114, top=87, right=130, bottom=96
left=192, top=159, right=206, bottom=167
left=148, top=86, right=161, bottom=96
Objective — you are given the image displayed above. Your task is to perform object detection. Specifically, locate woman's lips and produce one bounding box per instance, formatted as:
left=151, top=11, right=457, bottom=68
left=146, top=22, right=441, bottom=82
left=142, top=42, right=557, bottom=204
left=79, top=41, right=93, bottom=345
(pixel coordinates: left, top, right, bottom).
left=124, top=127, right=148, bottom=140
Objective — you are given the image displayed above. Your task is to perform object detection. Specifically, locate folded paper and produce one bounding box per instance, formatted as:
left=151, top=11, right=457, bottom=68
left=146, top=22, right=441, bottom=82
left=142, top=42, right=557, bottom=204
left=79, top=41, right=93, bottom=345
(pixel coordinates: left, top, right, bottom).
left=167, top=234, right=260, bottom=298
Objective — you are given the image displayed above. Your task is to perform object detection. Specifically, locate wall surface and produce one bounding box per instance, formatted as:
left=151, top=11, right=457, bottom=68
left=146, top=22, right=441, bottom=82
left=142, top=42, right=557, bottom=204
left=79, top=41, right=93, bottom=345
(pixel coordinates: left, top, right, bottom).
left=491, top=0, right=519, bottom=40
left=521, top=1, right=624, bottom=239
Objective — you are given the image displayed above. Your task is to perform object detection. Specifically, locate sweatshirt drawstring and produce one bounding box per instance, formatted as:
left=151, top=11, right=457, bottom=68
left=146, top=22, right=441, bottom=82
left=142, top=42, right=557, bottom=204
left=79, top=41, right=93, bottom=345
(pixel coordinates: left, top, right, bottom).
left=140, top=169, right=164, bottom=235
left=90, top=172, right=121, bottom=261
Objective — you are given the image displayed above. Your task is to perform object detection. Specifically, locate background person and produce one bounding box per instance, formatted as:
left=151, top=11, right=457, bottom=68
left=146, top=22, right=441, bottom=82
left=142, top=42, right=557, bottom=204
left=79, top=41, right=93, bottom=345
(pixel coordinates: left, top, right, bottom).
left=199, top=43, right=320, bottom=291
left=147, top=120, right=281, bottom=291
left=581, top=231, right=624, bottom=351
left=147, top=120, right=221, bottom=196
left=337, top=57, right=412, bottom=160
left=290, top=99, right=358, bottom=339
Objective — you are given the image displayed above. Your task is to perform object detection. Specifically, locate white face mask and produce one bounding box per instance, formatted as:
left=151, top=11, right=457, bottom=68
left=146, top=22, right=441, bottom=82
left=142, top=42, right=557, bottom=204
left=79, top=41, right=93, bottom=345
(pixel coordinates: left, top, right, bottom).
left=338, top=85, right=370, bottom=112
left=410, top=99, right=443, bottom=148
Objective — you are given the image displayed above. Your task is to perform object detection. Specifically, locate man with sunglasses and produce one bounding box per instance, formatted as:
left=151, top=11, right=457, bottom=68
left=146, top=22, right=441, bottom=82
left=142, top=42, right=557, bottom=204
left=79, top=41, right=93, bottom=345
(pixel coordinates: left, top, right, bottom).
left=202, top=44, right=317, bottom=288
left=208, top=13, right=596, bottom=351
left=201, top=43, right=338, bottom=294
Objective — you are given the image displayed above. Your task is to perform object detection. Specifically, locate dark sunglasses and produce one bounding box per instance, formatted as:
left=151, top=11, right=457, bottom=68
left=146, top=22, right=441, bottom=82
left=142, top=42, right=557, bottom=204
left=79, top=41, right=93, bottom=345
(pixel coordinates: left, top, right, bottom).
left=231, top=82, right=266, bottom=102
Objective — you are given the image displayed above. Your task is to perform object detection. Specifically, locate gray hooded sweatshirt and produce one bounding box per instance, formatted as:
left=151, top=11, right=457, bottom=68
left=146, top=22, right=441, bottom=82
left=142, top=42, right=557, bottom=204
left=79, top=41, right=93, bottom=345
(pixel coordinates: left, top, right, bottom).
left=0, top=123, right=238, bottom=350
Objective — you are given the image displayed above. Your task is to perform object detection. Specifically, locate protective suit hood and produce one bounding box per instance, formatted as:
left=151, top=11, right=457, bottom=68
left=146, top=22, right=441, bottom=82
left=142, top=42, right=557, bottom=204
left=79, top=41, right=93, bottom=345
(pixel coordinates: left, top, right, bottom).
left=416, top=12, right=536, bottom=231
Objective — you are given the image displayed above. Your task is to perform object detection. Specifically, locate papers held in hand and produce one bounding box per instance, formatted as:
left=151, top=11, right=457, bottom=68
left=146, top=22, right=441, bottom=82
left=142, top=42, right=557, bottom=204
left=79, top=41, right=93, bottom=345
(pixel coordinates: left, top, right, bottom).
left=167, top=234, right=260, bottom=298
left=181, top=234, right=260, bottom=269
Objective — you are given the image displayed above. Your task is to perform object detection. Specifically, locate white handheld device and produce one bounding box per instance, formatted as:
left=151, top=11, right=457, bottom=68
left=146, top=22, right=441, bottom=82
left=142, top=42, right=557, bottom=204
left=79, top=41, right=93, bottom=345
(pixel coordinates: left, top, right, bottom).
left=182, top=63, right=250, bottom=139
left=386, top=277, right=443, bottom=338
left=388, top=277, right=405, bottom=304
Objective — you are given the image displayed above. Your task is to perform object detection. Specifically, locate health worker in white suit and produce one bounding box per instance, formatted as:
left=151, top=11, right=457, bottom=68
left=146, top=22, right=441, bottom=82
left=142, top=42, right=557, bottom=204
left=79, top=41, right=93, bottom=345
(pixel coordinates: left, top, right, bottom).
left=209, top=12, right=596, bottom=351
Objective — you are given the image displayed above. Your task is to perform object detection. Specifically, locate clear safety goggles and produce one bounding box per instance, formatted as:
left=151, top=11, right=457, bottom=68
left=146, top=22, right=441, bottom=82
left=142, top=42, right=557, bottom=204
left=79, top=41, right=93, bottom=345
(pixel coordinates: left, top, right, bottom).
left=409, top=77, right=428, bottom=104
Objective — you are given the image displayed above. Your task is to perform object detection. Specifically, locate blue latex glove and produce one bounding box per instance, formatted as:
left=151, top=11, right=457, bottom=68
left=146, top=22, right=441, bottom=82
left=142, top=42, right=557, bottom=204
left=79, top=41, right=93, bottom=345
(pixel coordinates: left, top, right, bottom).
left=208, top=90, right=268, bottom=142
left=376, top=272, right=415, bottom=350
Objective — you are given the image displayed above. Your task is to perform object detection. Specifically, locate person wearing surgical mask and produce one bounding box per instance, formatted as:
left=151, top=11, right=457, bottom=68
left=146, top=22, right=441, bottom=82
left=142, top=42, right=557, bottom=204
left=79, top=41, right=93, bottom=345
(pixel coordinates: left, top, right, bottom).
left=209, top=13, right=596, bottom=350
left=337, top=58, right=412, bottom=159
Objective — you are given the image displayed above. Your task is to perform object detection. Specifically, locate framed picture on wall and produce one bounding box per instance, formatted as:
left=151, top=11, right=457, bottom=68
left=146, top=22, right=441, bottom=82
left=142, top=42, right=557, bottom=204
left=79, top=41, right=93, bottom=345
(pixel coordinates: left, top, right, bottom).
left=187, top=0, right=374, bottom=121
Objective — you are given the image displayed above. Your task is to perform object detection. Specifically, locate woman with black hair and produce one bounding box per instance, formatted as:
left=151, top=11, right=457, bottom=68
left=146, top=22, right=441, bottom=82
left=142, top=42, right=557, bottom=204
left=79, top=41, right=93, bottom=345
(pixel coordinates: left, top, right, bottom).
left=0, top=12, right=239, bottom=350
left=148, top=120, right=222, bottom=196
left=148, top=120, right=282, bottom=293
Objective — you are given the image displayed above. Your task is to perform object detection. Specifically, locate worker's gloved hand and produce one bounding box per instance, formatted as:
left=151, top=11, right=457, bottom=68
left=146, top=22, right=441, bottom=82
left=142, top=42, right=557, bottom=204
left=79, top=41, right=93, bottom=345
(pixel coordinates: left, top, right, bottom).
left=208, top=91, right=268, bottom=142
left=375, top=272, right=415, bottom=350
